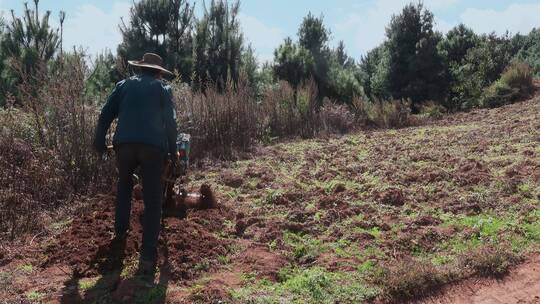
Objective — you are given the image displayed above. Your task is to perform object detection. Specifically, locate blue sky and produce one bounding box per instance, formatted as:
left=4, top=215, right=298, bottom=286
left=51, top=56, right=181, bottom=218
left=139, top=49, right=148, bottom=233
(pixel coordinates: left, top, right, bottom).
left=1, top=0, right=539, bottom=63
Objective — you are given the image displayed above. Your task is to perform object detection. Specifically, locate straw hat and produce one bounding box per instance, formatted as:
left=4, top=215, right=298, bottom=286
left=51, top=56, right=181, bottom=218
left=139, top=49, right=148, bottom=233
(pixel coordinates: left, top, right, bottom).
left=128, top=53, right=174, bottom=76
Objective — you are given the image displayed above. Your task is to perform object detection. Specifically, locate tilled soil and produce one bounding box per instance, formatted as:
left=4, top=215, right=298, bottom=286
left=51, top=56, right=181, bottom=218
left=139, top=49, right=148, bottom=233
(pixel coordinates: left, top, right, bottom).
left=1, top=84, right=539, bottom=303
left=44, top=195, right=232, bottom=281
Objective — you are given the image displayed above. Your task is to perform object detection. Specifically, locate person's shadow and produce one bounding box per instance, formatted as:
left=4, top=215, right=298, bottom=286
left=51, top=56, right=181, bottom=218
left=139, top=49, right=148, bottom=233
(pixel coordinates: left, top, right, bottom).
left=59, top=234, right=170, bottom=303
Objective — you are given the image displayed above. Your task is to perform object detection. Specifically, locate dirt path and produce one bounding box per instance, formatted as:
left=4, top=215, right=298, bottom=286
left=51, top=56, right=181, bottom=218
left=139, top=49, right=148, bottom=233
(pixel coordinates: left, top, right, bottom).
left=423, top=255, right=540, bottom=304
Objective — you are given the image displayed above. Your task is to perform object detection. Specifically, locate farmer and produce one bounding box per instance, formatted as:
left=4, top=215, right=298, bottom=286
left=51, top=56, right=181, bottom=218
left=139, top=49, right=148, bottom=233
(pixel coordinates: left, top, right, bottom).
left=93, top=53, right=178, bottom=282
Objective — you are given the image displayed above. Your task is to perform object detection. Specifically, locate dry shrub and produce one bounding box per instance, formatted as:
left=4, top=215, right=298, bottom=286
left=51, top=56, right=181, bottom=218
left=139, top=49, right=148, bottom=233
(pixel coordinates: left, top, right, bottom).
left=0, top=131, right=69, bottom=239
left=500, top=62, right=534, bottom=91
left=458, top=244, right=521, bottom=278
left=174, top=79, right=348, bottom=159
left=372, top=257, right=448, bottom=302
left=15, top=54, right=116, bottom=193
left=261, top=81, right=304, bottom=138
left=174, top=79, right=260, bottom=160
left=319, top=99, right=357, bottom=134
left=261, top=80, right=320, bottom=138
left=0, top=54, right=116, bottom=240
left=419, top=101, right=446, bottom=120
left=353, top=97, right=415, bottom=128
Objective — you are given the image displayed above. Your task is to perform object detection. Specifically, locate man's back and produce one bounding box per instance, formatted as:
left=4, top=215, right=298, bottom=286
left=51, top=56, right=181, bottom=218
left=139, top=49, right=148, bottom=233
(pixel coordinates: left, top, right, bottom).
left=94, top=74, right=177, bottom=156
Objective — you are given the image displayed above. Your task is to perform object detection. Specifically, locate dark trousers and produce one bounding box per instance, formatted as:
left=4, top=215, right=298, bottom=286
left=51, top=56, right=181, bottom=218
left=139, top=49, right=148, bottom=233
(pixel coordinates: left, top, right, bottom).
left=115, top=143, right=164, bottom=262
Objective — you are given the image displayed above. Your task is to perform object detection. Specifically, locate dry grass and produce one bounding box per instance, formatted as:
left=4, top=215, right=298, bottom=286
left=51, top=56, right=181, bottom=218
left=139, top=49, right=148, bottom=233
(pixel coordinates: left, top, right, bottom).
left=459, top=244, right=522, bottom=278
left=372, top=258, right=449, bottom=302
left=353, top=97, right=416, bottom=128
left=174, top=79, right=364, bottom=159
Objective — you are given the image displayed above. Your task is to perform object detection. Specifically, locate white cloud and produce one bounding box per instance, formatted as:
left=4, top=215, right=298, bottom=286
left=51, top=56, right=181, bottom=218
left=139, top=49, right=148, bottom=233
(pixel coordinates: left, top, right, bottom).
left=57, top=2, right=131, bottom=58
left=335, top=0, right=459, bottom=55
left=461, top=3, right=540, bottom=35
left=239, top=13, right=285, bottom=63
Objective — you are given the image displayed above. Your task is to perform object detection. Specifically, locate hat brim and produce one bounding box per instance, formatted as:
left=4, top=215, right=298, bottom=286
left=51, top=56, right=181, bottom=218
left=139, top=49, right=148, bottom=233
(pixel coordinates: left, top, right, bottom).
left=128, top=60, right=174, bottom=76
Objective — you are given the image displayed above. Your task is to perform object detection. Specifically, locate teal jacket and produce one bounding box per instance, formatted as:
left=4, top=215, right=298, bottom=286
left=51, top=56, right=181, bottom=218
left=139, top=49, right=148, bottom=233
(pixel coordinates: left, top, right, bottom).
left=93, top=75, right=178, bottom=156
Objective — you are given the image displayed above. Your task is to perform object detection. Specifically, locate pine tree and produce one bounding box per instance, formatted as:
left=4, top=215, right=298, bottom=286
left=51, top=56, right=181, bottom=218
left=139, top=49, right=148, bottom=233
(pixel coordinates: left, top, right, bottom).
left=192, top=0, right=244, bottom=91
left=0, top=0, right=60, bottom=103
left=118, top=0, right=195, bottom=81
left=385, top=3, right=447, bottom=109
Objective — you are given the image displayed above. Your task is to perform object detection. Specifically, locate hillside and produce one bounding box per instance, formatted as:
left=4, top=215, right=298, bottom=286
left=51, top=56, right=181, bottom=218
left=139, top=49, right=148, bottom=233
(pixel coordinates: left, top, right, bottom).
left=1, top=89, right=539, bottom=303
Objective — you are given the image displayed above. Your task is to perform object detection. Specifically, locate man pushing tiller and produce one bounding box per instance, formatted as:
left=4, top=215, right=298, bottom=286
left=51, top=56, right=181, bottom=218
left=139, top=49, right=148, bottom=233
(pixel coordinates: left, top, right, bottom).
left=93, top=53, right=177, bottom=283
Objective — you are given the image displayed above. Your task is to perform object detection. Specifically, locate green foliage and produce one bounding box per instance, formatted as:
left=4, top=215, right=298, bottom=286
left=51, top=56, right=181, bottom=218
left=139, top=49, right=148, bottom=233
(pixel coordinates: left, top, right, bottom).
left=0, top=0, right=60, bottom=105
left=438, top=24, right=479, bottom=110
left=438, top=24, right=478, bottom=65
left=232, top=267, right=378, bottom=303
left=273, top=37, right=314, bottom=96
left=193, top=0, right=244, bottom=91
left=480, top=62, right=533, bottom=108
left=298, top=13, right=329, bottom=53
left=385, top=3, right=447, bottom=109
left=274, top=14, right=362, bottom=104
left=118, top=0, right=195, bottom=82
left=297, top=13, right=331, bottom=101
left=419, top=102, right=446, bottom=120
left=353, top=98, right=413, bottom=128
left=359, top=44, right=391, bottom=101
left=453, top=33, right=517, bottom=109
left=241, top=45, right=259, bottom=93
left=283, top=232, right=326, bottom=263
left=515, top=28, right=540, bottom=76
left=85, top=51, right=121, bottom=100
left=327, top=44, right=364, bottom=104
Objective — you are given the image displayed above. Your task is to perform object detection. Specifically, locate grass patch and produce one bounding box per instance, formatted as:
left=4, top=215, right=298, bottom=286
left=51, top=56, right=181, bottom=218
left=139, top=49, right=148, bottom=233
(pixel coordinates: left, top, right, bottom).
left=78, top=277, right=99, bottom=291
left=26, top=291, right=44, bottom=301
left=134, top=285, right=167, bottom=304
left=231, top=267, right=378, bottom=304
left=283, top=232, right=328, bottom=263
left=18, top=264, right=33, bottom=274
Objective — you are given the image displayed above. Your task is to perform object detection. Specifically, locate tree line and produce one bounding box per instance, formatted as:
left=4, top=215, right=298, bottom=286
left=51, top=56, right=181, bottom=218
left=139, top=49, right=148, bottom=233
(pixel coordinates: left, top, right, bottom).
left=0, top=0, right=539, bottom=110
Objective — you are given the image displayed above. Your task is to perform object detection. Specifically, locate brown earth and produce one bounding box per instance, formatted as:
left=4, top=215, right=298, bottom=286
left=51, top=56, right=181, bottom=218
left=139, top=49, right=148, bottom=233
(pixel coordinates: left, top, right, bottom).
left=1, top=82, right=539, bottom=303
left=43, top=195, right=231, bottom=281
left=422, top=254, right=540, bottom=304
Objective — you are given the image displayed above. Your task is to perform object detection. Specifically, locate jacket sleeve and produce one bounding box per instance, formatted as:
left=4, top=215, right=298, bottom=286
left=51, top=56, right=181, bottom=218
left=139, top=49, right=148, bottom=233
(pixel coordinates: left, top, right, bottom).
left=93, top=81, right=124, bottom=152
left=163, top=85, right=178, bottom=158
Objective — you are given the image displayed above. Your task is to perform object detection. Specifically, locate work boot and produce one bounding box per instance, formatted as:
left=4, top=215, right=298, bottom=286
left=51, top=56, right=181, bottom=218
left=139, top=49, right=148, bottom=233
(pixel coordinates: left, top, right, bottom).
left=135, top=259, right=156, bottom=285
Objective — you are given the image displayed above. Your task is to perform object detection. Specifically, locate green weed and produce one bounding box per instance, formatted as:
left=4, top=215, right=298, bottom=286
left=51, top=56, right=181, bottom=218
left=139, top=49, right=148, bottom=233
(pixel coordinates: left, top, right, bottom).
left=26, top=291, right=44, bottom=301
left=78, top=277, right=99, bottom=290
left=231, top=267, right=377, bottom=304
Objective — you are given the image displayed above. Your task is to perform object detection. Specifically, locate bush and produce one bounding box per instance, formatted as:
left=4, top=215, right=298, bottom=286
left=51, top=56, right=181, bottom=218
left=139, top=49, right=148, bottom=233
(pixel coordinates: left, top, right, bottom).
left=372, top=257, right=448, bottom=301
left=500, top=62, right=534, bottom=90
left=319, top=99, right=357, bottom=134
left=0, top=132, right=69, bottom=239
left=261, top=80, right=320, bottom=140
left=480, top=62, right=534, bottom=108
left=16, top=54, right=117, bottom=193
left=419, top=101, right=446, bottom=120
left=515, top=28, right=540, bottom=76
left=173, top=78, right=261, bottom=160
left=459, top=245, right=521, bottom=278
left=353, top=98, right=415, bottom=129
